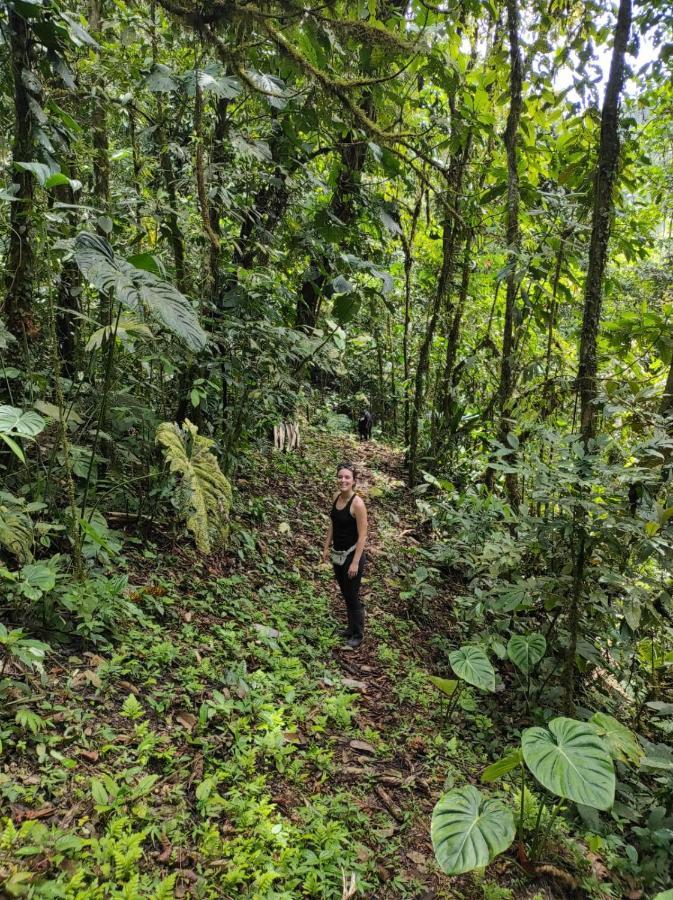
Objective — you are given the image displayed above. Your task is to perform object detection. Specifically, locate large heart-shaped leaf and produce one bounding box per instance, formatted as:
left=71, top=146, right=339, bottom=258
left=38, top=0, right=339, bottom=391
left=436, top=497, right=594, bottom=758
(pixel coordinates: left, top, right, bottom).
left=507, top=633, right=546, bottom=674
left=449, top=645, right=495, bottom=692
left=431, top=785, right=515, bottom=875
left=0, top=406, right=46, bottom=438
left=522, top=717, right=615, bottom=810
left=590, top=713, right=643, bottom=765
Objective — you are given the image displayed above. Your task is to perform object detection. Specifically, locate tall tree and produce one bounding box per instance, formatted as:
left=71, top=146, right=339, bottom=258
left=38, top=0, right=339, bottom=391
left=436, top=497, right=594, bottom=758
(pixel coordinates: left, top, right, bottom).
left=564, top=0, right=633, bottom=711
left=495, top=0, right=523, bottom=510
left=3, top=8, right=38, bottom=349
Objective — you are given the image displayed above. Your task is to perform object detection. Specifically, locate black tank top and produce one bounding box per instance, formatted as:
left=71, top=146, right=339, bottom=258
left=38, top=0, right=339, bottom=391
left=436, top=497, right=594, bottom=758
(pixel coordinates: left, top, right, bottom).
left=330, top=494, right=359, bottom=550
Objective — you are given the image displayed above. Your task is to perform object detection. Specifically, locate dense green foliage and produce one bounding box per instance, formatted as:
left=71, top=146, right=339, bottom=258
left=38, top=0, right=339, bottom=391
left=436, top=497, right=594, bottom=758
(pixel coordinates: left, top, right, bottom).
left=2, top=0, right=673, bottom=895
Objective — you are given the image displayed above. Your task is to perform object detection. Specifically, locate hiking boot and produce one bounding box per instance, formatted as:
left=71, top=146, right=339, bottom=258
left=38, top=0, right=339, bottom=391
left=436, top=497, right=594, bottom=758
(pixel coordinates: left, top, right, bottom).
left=339, top=625, right=354, bottom=639
left=345, top=608, right=364, bottom=649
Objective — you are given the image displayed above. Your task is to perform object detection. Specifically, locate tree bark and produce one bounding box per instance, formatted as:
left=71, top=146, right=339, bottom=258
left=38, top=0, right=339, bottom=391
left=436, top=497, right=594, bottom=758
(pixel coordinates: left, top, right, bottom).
left=495, top=0, right=523, bottom=511
left=401, top=191, right=423, bottom=446
left=564, top=0, right=632, bottom=713
left=3, top=9, right=37, bottom=348
left=408, top=181, right=463, bottom=485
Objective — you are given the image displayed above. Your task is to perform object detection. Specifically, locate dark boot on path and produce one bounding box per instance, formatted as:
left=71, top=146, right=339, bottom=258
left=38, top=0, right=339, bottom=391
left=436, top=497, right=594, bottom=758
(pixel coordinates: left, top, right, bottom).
left=339, top=606, right=354, bottom=639
left=345, top=608, right=364, bottom=649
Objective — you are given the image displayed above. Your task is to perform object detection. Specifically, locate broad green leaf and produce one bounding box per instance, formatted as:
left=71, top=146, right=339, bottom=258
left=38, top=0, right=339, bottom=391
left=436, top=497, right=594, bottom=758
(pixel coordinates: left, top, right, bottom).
left=590, top=713, right=643, bottom=765
left=428, top=676, right=458, bottom=697
left=0, top=406, right=46, bottom=438
left=21, top=563, right=56, bottom=593
left=44, top=172, right=71, bottom=189
left=652, top=891, right=673, bottom=900
left=74, top=233, right=207, bottom=351
left=482, top=748, right=523, bottom=783
left=449, top=645, right=495, bottom=692
left=144, top=63, right=178, bottom=92
left=431, top=785, right=515, bottom=875
left=646, top=701, right=673, bottom=716
left=90, top=778, right=109, bottom=805
left=507, top=633, right=546, bottom=674
left=522, top=717, right=615, bottom=810
left=15, top=161, right=52, bottom=186
left=132, top=774, right=159, bottom=798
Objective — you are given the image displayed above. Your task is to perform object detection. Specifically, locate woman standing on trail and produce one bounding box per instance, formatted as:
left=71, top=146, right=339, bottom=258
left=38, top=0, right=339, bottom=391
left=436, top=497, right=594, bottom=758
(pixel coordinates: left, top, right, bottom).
left=322, top=463, right=368, bottom=649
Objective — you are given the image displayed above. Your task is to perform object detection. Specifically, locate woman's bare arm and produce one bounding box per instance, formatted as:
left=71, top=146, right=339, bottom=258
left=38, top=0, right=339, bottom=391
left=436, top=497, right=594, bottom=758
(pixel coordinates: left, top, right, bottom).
left=349, top=496, right=368, bottom=576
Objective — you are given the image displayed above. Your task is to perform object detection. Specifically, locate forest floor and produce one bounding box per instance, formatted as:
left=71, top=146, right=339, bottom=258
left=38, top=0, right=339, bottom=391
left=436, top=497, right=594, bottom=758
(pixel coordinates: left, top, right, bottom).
left=1, top=429, right=584, bottom=898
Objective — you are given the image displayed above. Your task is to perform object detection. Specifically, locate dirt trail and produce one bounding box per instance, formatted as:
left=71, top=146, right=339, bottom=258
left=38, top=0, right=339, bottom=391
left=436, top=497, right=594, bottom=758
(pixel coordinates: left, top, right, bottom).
left=319, top=439, right=447, bottom=898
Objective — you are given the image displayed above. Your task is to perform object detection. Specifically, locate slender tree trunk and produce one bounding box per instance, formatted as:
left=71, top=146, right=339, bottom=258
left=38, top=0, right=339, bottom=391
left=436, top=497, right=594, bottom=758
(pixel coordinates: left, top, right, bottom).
left=387, top=314, right=398, bottom=436
left=401, top=192, right=423, bottom=446
left=436, top=228, right=474, bottom=437
left=564, top=0, right=632, bottom=713
left=495, top=0, right=523, bottom=511
left=90, top=0, right=109, bottom=216
left=3, top=9, right=37, bottom=350
left=660, top=358, right=673, bottom=418
left=209, top=96, right=230, bottom=304
left=408, top=189, right=462, bottom=485
left=55, top=180, right=82, bottom=379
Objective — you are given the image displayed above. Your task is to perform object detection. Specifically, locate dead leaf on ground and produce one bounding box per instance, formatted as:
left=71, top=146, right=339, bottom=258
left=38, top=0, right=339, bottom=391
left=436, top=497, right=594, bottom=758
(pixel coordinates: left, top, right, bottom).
left=119, top=680, right=140, bottom=695
left=11, top=804, right=56, bottom=823
left=78, top=748, right=99, bottom=762
left=176, top=712, right=198, bottom=731
left=282, top=731, right=307, bottom=745
left=342, top=678, right=367, bottom=690
left=406, top=850, right=428, bottom=869
left=349, top=739, right=376, bottom=755
left=83, top=653, right=106, bottom=667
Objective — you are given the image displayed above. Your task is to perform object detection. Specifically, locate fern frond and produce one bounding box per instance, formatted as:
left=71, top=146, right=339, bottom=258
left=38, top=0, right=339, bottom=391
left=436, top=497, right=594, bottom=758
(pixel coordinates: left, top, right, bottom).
left=156, top=420, right=232, bottom=554
left=74, top=233, right=208, bottom=352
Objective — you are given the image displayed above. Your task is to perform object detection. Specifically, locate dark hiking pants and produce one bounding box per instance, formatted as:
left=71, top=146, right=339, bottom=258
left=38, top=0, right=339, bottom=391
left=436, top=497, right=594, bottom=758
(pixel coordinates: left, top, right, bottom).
left=333, top=551, right=366, bottom=636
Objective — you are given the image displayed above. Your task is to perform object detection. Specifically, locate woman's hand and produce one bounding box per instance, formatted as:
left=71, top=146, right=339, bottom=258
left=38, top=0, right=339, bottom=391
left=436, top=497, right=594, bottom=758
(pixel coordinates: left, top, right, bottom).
left=348, top=559, right=359, bottom=578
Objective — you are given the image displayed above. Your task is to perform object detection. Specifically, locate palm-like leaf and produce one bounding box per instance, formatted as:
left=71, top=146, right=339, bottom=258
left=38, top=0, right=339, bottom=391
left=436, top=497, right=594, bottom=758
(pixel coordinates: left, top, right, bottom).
left=74, top=233, right=207, bottom=351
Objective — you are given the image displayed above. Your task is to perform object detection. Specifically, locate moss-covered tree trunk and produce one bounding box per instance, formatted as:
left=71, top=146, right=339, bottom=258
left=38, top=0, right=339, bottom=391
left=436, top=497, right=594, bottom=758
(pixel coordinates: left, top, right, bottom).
left=564, top=0, right=632, bottom=713
left=496, top=0, right=523, bottom=511
left=3, top=9, right=37, bottom=351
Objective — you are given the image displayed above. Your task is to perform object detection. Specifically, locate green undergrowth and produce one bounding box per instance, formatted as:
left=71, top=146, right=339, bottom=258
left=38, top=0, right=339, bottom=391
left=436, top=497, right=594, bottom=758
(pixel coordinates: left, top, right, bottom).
left=0, top=433, right=469, bottom=898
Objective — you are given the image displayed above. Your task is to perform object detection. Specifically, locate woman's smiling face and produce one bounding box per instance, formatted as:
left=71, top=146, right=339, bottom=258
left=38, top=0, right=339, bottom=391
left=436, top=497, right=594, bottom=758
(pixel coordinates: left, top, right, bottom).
left=337, top=467, right=355, bottom=492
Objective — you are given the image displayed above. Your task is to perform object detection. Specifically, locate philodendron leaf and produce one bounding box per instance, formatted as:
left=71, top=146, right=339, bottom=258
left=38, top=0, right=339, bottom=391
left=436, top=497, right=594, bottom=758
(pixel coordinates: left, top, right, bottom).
left=449, top=645, right=495, bottom=692
left=0, top=406, right=46, bottom=438
left=431, top=785, right=515, bottom=875
left=428, top=676, right=458, bottom=697
left=522, top=717, right=615, bottom=810
left=507, top=633, right=546, bottom=673
left=590, top=713, right=643, bottom=765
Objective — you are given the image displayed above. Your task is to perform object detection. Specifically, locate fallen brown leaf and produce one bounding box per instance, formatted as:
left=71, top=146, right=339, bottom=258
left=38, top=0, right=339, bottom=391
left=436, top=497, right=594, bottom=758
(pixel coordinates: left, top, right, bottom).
left=176, top=712, right=197, bottom=732
left=349, top=739, right=376, bottom=755
left=78, top=749, right=99, bottom=763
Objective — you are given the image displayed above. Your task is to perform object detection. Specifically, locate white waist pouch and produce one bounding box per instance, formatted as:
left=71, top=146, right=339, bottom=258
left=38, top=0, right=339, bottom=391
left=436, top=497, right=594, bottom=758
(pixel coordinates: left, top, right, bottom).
left=331, top=544, right=357, bottom=566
